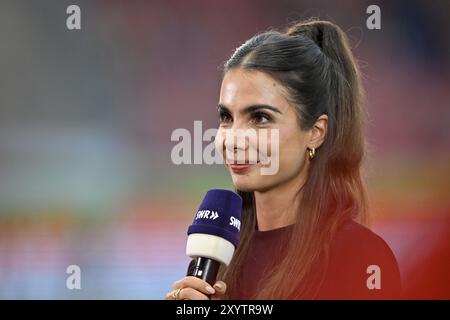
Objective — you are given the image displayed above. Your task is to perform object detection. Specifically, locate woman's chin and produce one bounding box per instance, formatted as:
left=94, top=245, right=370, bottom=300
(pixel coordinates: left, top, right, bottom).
left=231, top=175, right=262, bottom=192
left=231, top=177, right=253, bottom=192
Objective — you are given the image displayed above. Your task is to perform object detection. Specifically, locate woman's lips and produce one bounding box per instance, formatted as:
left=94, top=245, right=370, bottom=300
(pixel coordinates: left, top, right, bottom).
left=229, top=163, right=257, bottom=173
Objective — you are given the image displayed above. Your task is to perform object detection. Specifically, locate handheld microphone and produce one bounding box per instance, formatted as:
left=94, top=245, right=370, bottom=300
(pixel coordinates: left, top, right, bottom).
left=186, top=189, right=242, bottom=285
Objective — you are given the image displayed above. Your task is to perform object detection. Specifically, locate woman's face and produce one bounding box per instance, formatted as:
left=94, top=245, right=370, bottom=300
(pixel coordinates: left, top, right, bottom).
left=215, top=68, right=311, bottom=192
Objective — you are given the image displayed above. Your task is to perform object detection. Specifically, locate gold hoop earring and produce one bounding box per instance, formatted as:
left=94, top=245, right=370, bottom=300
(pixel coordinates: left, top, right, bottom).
left=308, top=147, right=315, bottom=160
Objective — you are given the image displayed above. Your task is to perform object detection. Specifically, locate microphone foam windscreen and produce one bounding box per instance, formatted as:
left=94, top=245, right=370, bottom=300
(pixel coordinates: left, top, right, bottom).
left=187, top=189, right=242, bottom=247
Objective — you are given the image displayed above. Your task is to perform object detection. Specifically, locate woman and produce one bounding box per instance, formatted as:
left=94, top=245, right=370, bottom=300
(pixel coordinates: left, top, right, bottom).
left=165, top=19, right=401, bottom=300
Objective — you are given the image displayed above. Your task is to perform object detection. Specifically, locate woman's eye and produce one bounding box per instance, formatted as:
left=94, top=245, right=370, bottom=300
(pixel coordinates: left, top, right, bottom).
left=219, top=111, right=232, bottom=124
left=251, top=112, right=272, bottom=125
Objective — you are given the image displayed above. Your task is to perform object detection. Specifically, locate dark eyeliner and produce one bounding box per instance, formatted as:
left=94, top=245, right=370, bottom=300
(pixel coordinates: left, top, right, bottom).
left=219, top=110, right=232, bottom=123
left=251, top=111, right=273, bottom=123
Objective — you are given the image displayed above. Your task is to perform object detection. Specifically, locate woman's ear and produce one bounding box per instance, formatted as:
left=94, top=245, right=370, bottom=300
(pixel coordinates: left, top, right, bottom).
left=308, top=114, right=328, bottom=149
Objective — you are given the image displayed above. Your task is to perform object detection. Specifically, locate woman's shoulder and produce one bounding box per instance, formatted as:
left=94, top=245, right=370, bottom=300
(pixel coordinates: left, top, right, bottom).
left=317, top=219, right=402, bottom=299
left=333, top=219, right=400, bottom=267
left=334, top=219, right=394, bottom=254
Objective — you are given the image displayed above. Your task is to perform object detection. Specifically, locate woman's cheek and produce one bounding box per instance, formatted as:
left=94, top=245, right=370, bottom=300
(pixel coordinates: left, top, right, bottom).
left=214, top=128, right=225, bottom=160
left=255, top=128, right=271, bottom=165
left=258, top=128, right=281, bottom=176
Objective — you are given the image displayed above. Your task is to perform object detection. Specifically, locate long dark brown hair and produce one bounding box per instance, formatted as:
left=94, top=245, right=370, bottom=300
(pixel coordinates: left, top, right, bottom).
left=216, top=19, right=369, bottom=299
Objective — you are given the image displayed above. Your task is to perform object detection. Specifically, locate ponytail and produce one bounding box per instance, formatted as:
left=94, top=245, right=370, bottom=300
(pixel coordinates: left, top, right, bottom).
left=287, top=19, right=366, bottom=173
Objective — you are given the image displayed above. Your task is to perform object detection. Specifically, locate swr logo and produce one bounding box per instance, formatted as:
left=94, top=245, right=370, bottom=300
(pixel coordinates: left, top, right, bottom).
left=195, top=210, right=219, bottom=220
left=229, top=216, right=241, bottom=231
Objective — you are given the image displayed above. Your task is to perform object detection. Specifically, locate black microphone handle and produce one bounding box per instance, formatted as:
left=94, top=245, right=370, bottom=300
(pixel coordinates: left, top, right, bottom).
left=186, top=257, right=221, bottom=286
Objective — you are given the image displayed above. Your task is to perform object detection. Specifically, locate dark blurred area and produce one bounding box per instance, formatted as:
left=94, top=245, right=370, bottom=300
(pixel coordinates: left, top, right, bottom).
left=0, top=0, right=449, bottom=299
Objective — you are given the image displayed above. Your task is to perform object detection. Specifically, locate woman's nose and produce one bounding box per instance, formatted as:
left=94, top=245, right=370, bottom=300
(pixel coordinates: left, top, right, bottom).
left=223, top=128, right=249, bottom=152
left=223, top=127, right=254, bottom=165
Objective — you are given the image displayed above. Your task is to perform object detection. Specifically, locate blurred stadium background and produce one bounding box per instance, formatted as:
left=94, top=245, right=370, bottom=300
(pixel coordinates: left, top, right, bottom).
left=0, top=0, right=449, bottom=299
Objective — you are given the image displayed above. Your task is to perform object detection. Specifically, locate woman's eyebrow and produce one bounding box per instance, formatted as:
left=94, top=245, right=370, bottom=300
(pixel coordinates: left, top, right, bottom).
left=217, top=103, right=231, bottom=113
left=217, top=103, right=282, bottom=114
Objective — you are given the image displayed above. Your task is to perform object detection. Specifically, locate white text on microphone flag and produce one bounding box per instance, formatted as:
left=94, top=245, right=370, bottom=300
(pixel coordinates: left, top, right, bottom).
left=195, top=210, right=219, bottom=220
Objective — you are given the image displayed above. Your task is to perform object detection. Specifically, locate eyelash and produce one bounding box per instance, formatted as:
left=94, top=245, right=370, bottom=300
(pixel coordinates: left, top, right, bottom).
left=219, top=111, right=232, bottom=125
left=251, top=112, right=272, bottom=124
left=218, top=111, right=273, bottom=126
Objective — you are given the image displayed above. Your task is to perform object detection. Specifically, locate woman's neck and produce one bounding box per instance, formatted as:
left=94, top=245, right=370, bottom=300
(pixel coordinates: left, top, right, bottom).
left=254, top=171, right=307, bottom=231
